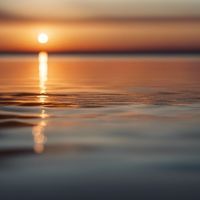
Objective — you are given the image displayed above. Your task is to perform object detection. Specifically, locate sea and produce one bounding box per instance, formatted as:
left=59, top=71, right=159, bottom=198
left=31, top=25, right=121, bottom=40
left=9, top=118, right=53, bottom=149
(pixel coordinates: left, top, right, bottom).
left=0, top=53, right=200, bottom=199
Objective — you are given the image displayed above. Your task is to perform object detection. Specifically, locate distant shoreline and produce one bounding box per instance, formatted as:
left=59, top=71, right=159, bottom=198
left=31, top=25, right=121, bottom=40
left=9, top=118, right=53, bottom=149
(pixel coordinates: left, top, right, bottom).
left=0, top=50, right=200, bottom=57
left=0, top=52, right=200, bottom=61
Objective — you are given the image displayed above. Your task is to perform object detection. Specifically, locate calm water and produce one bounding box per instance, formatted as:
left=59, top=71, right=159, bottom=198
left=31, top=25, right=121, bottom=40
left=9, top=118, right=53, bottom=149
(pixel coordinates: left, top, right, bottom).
left=0, top=54, right=200, bottom=199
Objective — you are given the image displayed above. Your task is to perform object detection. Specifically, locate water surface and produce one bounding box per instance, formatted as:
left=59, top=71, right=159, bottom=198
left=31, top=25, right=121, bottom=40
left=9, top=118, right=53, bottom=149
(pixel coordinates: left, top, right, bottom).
left=0, top=54, right=200, bottom=199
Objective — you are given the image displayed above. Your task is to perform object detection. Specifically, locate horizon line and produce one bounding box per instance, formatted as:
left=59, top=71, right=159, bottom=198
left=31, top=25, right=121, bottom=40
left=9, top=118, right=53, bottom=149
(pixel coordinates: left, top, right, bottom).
left=0, top=50, right=200, bottom=56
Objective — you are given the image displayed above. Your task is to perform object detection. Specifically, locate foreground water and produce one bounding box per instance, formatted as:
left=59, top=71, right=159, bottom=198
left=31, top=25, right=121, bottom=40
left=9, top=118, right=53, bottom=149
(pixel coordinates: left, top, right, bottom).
left=0, top=54, right=200, bottom=199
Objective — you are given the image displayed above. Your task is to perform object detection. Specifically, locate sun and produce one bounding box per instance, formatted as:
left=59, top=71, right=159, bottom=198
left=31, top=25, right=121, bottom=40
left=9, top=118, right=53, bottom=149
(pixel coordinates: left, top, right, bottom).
left=38, top=33, right=48, bottom=44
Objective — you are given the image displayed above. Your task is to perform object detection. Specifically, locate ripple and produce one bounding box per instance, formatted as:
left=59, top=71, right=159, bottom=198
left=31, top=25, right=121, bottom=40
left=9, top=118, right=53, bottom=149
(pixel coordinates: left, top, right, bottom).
left=0, top=91, right=200, bottom=108
left=0, top=120, right=35, bottom=129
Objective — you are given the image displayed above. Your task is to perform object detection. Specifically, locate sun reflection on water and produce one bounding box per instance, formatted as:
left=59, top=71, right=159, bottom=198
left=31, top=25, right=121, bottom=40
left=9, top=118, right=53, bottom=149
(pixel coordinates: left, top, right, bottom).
left=39, top=52, right=48, bottom=95
left=32, top=52, right=49, bottom=154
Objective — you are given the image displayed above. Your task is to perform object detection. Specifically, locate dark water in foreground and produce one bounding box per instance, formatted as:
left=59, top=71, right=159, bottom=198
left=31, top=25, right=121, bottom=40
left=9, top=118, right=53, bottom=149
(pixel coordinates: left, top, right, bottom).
left=0, top=55, right=200, bottom=199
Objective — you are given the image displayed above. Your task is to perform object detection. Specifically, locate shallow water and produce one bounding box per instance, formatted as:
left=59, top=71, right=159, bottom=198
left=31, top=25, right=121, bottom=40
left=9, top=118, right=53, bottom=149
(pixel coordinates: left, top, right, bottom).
left=0, top=54, right=200, bottom=199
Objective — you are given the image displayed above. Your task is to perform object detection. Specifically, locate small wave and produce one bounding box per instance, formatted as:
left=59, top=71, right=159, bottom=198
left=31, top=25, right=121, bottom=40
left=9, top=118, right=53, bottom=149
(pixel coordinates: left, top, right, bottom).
left=0, top=120, right=35, bottom=129
left=0, top=91, right=200, bottom=108
left=0, top=114, right=39, bottom=120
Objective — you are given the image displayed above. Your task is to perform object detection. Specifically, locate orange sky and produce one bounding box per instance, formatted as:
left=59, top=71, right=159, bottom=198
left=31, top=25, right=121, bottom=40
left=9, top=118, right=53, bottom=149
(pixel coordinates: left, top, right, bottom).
left=0, top=20, right=200, bottom=53
left=0, top=0, right=200, bottom=53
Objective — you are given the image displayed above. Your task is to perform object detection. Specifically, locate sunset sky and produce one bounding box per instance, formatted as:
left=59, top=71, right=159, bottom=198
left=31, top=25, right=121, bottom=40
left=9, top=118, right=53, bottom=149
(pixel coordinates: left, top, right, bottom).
left=0, top=0, right=200, bottom=53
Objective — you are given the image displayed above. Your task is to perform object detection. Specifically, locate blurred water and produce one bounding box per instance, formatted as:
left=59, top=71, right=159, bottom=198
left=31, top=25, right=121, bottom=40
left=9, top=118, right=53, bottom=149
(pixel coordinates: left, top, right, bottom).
left=0, top=54, right=200, bottom=199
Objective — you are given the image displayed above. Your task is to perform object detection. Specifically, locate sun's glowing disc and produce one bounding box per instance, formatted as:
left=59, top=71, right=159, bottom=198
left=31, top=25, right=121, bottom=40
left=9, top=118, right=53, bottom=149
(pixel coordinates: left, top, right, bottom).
left=38, top=33, right=48, bottom=44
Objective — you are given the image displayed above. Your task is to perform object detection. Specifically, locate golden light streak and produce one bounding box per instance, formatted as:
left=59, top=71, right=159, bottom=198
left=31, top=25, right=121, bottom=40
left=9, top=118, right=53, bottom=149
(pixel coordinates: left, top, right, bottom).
left=32, top=52, right=49, bottom=154
left=32, top=118, right=47, bottom=154
left=38, top=52, right=48, bottom=102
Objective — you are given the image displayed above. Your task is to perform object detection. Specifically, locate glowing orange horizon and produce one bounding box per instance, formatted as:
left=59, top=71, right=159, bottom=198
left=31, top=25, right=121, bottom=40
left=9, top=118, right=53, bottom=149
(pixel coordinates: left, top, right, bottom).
left=0, top=21, right=199, bottom=53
